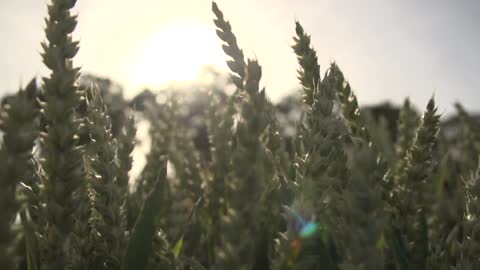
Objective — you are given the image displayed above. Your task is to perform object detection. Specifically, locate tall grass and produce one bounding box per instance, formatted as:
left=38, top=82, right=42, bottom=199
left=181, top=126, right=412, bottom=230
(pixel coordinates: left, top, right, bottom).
left=1, top=1, right=480, bottom=270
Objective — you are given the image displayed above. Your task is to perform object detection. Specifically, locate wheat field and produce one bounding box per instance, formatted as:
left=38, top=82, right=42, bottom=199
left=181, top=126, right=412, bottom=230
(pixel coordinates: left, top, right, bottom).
left=1, top=1, right=480, bottom=270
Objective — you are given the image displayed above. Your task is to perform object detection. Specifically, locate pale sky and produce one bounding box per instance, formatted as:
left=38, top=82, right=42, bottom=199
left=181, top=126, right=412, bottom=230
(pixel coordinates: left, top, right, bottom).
left=1, top=0, right=479, bottom=114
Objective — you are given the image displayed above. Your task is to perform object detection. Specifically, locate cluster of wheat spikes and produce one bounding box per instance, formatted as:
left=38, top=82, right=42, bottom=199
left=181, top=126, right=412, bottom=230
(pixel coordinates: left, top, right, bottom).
left=1, top=1, right=480, bottom=270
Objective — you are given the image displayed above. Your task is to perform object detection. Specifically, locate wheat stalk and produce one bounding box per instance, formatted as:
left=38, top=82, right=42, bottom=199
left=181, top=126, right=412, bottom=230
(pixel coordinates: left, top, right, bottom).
left=0, top=79, right=40, bottom=270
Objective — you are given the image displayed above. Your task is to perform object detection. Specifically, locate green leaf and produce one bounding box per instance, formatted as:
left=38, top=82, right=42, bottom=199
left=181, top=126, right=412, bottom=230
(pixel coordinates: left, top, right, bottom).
left=387, top=226, right=411, bottom=270
left=20, top=212, right=39, bottom=270
left=172, top=235, right=184, bottom=260
left=123, top=163, right=167, bottom=270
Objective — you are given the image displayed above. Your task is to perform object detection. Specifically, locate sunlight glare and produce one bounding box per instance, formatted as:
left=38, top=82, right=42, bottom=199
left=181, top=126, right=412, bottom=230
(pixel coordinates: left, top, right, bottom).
left=130, top=23, right=226, bottom=88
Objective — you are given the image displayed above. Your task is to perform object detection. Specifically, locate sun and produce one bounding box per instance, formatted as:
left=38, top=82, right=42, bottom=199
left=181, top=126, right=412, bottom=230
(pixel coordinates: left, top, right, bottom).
left=130, top=23, right=226, bottom=88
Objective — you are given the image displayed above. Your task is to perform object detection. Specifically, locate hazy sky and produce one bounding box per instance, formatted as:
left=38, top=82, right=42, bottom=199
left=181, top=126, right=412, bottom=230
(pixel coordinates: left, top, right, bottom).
left=1, top=0, right=479, bottom=114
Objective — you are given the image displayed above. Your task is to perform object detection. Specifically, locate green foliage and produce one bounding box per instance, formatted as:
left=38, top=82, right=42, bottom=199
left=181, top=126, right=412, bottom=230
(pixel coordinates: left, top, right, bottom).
left=292, top=22, right=321, bottom=106
left=212, top=2, right=246, bottom=90
left=84, top=88, right=126, bottom=269
left=393, top=98, right=440, bottom=270
left=38, top=0, right=85, bottom=268
left=0, top=79, right=39, bottom=270
left=1, top=1, right=480, bottom=270
left=331, top=63, right=370, bottom=144
left=124, top=159, right=170, bottom=270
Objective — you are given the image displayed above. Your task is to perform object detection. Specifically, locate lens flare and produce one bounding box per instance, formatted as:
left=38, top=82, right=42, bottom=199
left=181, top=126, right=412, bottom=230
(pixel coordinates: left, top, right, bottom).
left=299, top=221, right=319, bottom=238
left=283, top=205, right=320, bottom=239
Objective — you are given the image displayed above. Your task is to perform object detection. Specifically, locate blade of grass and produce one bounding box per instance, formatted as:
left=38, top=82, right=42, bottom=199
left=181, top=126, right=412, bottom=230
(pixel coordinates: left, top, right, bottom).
left=20, top=212, right=39, bottom=270
left=123, top=164, right=167, bottom=270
